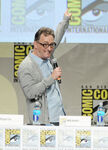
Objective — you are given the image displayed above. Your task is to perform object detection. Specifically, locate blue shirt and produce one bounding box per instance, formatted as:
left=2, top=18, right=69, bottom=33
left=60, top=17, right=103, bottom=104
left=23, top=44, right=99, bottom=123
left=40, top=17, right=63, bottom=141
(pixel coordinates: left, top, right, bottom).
left=30, top=51, right=65, bottom=122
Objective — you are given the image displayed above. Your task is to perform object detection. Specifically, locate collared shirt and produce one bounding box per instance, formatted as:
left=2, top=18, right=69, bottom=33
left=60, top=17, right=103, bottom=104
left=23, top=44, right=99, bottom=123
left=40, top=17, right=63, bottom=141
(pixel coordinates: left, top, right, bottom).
left=30, top=51, right=65, bottom=122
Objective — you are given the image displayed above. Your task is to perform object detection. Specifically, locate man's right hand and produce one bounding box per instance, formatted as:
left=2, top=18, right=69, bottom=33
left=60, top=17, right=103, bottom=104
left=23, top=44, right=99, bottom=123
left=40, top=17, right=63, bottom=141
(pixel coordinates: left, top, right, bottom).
left=64, top=9, right=72, bottom=18
left=51, top=67, right=62, bottom=80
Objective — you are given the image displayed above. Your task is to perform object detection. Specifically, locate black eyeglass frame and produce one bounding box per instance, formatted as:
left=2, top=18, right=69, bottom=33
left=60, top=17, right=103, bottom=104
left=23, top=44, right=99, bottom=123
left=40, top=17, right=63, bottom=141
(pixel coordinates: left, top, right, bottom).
left=37, top=41, right=56, bottom=49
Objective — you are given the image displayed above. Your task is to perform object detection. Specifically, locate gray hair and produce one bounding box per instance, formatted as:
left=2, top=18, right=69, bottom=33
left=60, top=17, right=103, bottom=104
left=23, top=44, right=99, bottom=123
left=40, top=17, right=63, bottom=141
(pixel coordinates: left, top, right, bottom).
left=34, top=27, right=55, bottom=41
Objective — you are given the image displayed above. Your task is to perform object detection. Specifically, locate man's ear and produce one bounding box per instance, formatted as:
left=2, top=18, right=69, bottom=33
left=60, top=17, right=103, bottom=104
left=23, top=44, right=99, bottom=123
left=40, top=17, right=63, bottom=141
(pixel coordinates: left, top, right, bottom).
left=34, top=41, right=38, bottom=49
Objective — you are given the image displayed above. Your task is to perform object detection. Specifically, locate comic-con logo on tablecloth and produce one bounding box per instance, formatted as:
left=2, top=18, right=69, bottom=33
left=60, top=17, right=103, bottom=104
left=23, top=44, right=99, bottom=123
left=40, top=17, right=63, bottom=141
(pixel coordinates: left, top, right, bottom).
left=5, top=129, right=20, bottom=147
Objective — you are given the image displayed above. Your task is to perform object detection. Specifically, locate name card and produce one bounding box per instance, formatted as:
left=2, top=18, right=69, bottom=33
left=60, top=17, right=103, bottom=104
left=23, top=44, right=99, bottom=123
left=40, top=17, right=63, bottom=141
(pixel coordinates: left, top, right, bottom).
left=0, top=114, right=24, bottom=126
left=59, top=116, right=91, bottom=127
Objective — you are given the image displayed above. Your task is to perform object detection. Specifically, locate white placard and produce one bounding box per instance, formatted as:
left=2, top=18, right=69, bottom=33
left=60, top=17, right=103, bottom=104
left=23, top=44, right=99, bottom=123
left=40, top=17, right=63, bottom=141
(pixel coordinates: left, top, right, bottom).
left=59, top=116, right=91, bottom=127
left=0, top=114, right=24, bottom=126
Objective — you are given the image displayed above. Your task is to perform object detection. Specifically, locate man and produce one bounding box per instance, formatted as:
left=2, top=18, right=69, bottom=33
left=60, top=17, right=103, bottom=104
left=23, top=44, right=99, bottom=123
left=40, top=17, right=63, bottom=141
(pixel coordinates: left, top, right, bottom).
left=18, top=10, right=72, bottom=125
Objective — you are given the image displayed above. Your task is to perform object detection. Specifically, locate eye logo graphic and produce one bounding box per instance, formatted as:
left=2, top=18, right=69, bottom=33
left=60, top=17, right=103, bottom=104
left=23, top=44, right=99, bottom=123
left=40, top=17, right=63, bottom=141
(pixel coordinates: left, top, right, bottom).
left=40, top=129, right=56, bottom=147
left=5, top=129, right=20, bottom=147
left=76, top=129, right=91, bottom=148
left=82, top=0, right=108, bottom=26
left=67, top=0, right=108, bottom=33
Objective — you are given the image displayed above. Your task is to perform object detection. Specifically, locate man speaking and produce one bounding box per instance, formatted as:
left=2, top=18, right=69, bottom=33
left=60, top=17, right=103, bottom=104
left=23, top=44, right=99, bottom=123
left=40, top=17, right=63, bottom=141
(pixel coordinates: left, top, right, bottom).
left=18, top=10, right=72, bottom=125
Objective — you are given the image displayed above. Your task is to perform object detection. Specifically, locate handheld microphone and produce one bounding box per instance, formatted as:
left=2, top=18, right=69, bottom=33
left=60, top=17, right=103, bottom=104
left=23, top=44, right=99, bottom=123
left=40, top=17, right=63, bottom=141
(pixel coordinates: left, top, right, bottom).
left=52, top=58, right=61, bottom=84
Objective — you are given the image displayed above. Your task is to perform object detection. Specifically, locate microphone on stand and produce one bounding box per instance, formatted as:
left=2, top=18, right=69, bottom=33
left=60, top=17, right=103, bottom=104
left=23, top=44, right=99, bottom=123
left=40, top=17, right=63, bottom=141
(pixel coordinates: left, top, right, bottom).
left=52, top=58, right=61, bottom=84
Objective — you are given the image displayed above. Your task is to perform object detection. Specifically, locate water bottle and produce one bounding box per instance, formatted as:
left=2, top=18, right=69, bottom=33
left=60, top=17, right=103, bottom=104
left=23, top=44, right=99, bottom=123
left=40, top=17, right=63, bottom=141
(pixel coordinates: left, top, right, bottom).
left=97, top=102, right=105, bottom=126
left=33, top=101, right=41, bottom=125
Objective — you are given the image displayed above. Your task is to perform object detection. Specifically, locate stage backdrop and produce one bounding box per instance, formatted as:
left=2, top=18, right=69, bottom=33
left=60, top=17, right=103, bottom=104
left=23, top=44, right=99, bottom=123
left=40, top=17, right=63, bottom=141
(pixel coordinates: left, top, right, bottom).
left=1, top=0, right=108, bottom=43
left=0, top=42, right=108, bottom=123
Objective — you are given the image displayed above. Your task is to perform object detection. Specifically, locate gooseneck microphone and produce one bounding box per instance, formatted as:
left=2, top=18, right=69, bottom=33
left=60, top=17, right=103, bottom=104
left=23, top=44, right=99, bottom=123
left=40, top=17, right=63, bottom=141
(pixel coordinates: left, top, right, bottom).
left=52, top=58, right=61, bottom=84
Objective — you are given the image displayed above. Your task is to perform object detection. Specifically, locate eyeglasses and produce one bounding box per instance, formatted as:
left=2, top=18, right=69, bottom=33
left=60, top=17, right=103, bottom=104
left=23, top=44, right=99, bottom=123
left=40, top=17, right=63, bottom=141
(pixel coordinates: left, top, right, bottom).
left=37, top=41, right=56, bottom=49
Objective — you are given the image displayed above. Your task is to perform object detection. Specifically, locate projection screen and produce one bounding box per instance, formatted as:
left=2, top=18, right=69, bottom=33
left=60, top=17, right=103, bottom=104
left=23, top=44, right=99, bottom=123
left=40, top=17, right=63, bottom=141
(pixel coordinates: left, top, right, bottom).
left=0, top=0, right=108, bottom=43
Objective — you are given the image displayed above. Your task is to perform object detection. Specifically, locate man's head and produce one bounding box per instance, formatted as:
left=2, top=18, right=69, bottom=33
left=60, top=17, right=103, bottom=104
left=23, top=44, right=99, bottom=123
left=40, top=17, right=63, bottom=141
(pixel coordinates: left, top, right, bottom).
left=33, top=27, right=56, bottom=59
left=34, top=27, right=55, bottom=41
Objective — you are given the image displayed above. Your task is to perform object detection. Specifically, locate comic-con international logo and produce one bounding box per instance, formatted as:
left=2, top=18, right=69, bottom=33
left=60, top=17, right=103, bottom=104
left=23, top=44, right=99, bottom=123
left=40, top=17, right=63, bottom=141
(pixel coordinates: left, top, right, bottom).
left=14, top=43, right=33, bottom=82
left=67, top=0, right=108, bottom=33
left=67, top=0, right=81, bottom=26
left=81, top=86, right=108, bottom=125
left=11, top=0, right=55, bottom=32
